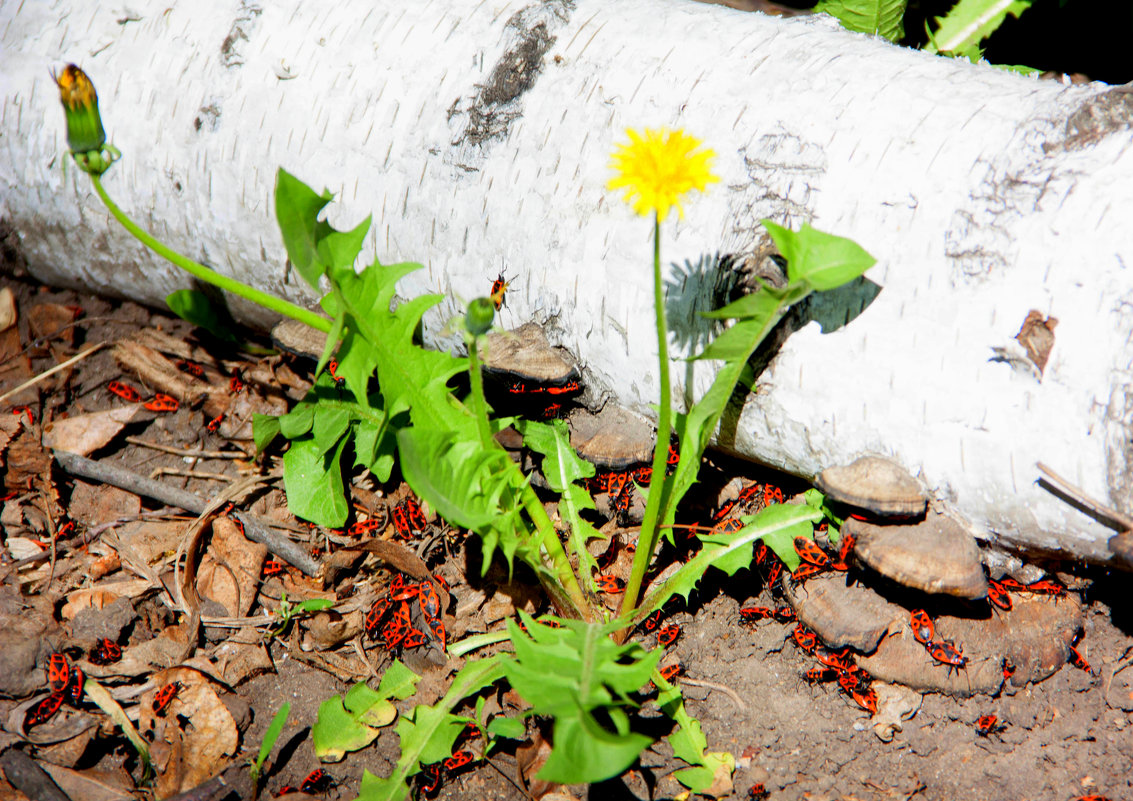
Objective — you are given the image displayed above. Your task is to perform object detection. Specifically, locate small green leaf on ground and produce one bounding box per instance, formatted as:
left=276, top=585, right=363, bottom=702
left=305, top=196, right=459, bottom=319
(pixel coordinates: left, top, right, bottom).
left=313, top=662, right=421, bottom=762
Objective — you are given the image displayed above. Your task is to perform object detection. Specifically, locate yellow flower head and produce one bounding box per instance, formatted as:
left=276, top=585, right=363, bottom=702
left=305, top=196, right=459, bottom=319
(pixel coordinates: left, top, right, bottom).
left=54, top=64, right=97, bottom=112
left=607, top=127, right=718, bottom=222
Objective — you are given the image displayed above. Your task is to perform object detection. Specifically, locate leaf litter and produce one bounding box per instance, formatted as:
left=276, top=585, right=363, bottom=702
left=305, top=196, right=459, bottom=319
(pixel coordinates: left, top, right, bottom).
left=0, top=274, right=1131, bottom=801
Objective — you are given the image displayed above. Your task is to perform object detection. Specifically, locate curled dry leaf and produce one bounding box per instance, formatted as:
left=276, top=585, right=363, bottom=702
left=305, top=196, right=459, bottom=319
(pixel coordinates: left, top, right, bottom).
left=197, top=517, right=266, bottom=618
left=141, top=667, right=239, bottom=799
left=1015, top=310, right=1057, bottom=374
left=871, top=682, right=922, bottom=743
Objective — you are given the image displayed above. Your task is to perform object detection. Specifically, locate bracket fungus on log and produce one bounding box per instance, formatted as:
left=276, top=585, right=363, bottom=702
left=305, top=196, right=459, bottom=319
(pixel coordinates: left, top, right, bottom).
left=844, top=512, right=988, bottom=600
left=815, top=456, right=927, bottom=518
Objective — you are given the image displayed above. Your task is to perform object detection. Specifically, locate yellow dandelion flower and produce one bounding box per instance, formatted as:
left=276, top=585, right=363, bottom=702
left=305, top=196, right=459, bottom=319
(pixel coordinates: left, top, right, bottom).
left=607, top=127, right=718, bottom=222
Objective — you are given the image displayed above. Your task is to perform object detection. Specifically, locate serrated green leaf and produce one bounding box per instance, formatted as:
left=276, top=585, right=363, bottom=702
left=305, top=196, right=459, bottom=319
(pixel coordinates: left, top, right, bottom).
left=275, top=169, right=336, bottom=290
left=312, top=692, right=391, bottom=762
left=312, top=663, right=418, bottom=766
left=923, top=0, right=1032, bottom=56
left=376, top=660, right=421, bottom=701
left=516, top=419, right=604, bottom=585
left=279, top=403, right=316, bottom=439
left=315, top=313, right=346, bottom=381
left=537, top=711, right=653, bottom=784
left=637, top=503, right=822, bottom=620
left=398, top=427, right=535, bottom=574
left=656, top=680, right=735, bottom=795
left=696, top=309, right=789, bottom=362
left=282, top=436, right=349, bottom=527
left=319, top=214, right=372, bottom=286
left=814, top=0, right=906, bottom=40
left=501, top=615, right=662, bottom=784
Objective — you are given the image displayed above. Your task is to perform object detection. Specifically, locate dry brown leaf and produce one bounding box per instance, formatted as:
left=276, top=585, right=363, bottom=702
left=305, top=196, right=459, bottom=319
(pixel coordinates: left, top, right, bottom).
left=27, top=303, right=77, bottom=346
left=516, top=732, right=556, bottom=799
left=68, top=482, right=142, bottom=527
left=37, top=762, right=135, bottom=801
left=6, top=536, right=45, bottom=560
left=42, top=406, right=142, bottom=457
left=5, top=427, right=51, bottom=486
left=1015, top=310, right=1058, bottom=374
left=0, top=326, right=25, bottom=374
left=198, top=517, right=266, bottom=617
left=37, top=726, right=95, bottom=768
left=88, top=550, right=122, bottom=581
left=87, top=628, right=188, bottom=678
left=116, top=520, right=187, bottom=566
left=207, top=627, right=274, bottom=686
left=61, top=581, right=152, bottom=619
left=141, top=667, right=239, bottom=800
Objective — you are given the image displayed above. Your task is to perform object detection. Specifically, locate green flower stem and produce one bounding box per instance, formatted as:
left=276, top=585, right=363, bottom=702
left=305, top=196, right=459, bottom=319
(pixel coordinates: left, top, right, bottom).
left=465, top=335, right=495, bottom=448
left=620, top=214, right=672, bottom=621
left=88, top=174, right=332, bottom=334
left=468, top=332, right=587, bottom=617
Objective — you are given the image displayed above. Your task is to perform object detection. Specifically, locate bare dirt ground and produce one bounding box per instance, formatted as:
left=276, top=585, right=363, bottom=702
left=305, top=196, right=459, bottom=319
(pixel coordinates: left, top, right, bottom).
left=0, top=274, right=1130, bottom=801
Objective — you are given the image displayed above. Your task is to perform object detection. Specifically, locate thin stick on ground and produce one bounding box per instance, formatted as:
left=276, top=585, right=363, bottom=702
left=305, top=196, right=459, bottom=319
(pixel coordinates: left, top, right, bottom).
left=0, top=342, right=106, bottom=404
left=125, top=436, right=252, bottom=459
left=52, top=450, right=320, bottom=575
left=678, top=677, right=747, bottom=712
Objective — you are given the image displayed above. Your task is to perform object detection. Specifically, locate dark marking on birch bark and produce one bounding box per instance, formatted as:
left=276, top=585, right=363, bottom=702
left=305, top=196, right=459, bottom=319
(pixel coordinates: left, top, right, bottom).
left=450, top=1, right=572, bottom=159
left=220, top=2, right=262, bottom=69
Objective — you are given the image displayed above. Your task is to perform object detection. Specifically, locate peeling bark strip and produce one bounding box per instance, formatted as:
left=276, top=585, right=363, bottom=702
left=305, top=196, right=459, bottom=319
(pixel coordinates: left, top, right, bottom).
left=4, top=1, right=1133, bottom=564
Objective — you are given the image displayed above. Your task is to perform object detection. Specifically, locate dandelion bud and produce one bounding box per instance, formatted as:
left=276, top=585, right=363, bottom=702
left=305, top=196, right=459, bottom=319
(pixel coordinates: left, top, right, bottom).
left=54, top=64, right=106, bottom=154
left=465, top=298, right=496, bottom=336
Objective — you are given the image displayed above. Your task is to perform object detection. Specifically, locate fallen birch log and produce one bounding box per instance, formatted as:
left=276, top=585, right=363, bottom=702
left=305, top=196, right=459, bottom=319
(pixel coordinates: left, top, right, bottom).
left=2, top=0, right=1132, bottom=567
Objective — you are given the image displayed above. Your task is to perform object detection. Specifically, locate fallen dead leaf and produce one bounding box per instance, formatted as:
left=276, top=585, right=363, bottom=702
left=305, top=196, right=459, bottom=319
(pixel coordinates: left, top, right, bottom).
left=871, top=681, right=922, bottom=742
left=206, top=627, right=274, bottom=686
left=68, top=482, right=142, bottom=527
left=28, top=302, right=78, bottom=346
left=140, top=667, right=239, bottom=800
left=198, top=517, right=266, bottom=617
left=42, top=406, right=142, bottom=457
left=37, top=762, right=135, bottom=801
left=61, top=581, right=153, bottom=620
left=1015, top=309, right=1057, bottom=374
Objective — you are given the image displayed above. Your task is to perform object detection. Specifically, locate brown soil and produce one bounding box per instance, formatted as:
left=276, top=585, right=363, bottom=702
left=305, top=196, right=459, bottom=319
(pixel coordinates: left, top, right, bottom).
left=0, top=275, right=1130, bottom=801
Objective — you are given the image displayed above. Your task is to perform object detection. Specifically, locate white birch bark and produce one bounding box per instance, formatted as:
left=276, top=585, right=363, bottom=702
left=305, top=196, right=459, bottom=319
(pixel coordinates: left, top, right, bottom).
left=2, top=0, right=1132, bottom=566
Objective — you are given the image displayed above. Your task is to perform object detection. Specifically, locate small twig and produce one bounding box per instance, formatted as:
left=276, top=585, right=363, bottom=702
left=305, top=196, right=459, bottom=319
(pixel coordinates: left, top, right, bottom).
left=125, top=436, right=251, bottom=459
left=0, top=342, right=106, bottom=404
left=1036, top=461, right=1133, bottom=531
left=678, top=677, right=747, bottom=711
left=149, top=467, right=236, bottom=483
left=52, top=450, right=319, bottom=576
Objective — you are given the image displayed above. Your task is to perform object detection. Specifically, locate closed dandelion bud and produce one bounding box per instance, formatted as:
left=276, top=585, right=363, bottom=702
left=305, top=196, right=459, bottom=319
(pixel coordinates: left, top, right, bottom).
left=465, top=297, right=495, bottom=336
left=54, top=64, right=106, bottom=154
